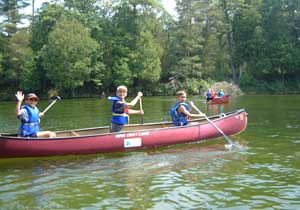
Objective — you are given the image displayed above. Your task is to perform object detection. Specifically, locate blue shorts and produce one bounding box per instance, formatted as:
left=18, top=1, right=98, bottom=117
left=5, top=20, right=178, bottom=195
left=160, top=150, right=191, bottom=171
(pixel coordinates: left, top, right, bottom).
left=110, top=123, right=124, bottom=133
left=21, top=132, right=37, bottom=138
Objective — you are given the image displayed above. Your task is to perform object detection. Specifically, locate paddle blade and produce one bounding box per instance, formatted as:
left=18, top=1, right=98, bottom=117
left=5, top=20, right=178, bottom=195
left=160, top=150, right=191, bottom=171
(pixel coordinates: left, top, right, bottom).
left=50, top=96, right=61, bottom=100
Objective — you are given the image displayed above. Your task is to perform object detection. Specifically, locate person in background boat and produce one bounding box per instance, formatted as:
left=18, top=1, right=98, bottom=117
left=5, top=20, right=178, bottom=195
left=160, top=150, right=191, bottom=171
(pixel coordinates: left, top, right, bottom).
left=206, top=88, right=213, bottom=102
left=15, top=91, right=56, bottom=138
left=171, top=90, right=206, bottom=126
left=108, top=85, right=144, bottom=132
left=212, top=89, right=218, bottom=98
left=218, top=89, right=225, bottom=98
left=206, top=88, right=217, bottom=102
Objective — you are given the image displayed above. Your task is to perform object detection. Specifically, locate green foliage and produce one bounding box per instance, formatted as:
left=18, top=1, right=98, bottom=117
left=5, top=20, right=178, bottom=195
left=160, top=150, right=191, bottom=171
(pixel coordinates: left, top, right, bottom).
left=41, top=16, right=98, bottom=93
left=30, top=4, right=64, bottom=51
left=1, top=0, right=300, bottom=99
left=135, top=30, right=163, bottom=87
left=5, top=30, right=35, bottom=89
left=112, top=57, right=133, bottom=87
left=0, top=53, right=3, bottom=76
left=19, top=57, right=39, bottom=91
left=181, top=78, right=202, bottom=95
left=0, top=0, right=30, bottom=36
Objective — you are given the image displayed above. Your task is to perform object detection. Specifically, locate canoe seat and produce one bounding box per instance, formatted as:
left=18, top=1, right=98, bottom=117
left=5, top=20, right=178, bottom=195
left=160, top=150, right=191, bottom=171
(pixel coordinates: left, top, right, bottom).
left=71, top=131, right=79, bottom=136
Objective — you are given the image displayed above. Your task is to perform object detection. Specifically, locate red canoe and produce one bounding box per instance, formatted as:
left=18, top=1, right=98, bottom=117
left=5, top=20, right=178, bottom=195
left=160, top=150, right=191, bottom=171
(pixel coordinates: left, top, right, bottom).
left=208, top=95, right=230, bottom=104
left=0, top=109, right=247, bottom=158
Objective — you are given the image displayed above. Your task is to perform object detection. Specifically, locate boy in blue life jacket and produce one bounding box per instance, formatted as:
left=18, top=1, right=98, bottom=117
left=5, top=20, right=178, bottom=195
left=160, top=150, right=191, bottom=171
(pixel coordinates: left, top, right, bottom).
left=170, top=90, right=206, bottom=126
left=108, top=86, right=144, bottom=132
left=15, top=91, right=56, bottom=138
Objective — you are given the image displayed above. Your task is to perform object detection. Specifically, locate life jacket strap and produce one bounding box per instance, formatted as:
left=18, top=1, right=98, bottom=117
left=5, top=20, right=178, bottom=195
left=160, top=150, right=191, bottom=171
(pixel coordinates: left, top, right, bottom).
left=112, top=113, right=129, bottom=117
left=23, top=122, right=40, bottom=126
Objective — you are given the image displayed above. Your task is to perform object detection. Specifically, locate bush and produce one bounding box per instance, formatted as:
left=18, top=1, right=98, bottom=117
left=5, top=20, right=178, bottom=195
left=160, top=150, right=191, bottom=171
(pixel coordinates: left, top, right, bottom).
left=203, top=81, right=243, bottom=97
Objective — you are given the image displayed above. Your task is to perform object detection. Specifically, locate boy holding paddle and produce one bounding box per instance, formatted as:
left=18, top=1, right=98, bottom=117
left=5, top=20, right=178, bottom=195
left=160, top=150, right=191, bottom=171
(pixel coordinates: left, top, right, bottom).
left=15, top=91, right=56, bottom=138
left=108, top=86, right=144, bottom=132
left=170, top=90, right=206, bottom=126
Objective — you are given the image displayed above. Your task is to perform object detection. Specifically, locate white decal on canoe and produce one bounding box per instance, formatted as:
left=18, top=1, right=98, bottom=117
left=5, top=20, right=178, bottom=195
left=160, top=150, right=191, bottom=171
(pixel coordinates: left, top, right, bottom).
left=116, top=132, right=150, bottom=139
left=124, top=138, right=142, bottom=148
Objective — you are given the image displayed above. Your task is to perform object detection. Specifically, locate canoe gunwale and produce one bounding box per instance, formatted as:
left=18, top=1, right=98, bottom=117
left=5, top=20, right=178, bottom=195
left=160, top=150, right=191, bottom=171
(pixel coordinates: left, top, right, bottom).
left=0, top=109, right=246, bottom=140
left=0, top=109, right=247, bottom=158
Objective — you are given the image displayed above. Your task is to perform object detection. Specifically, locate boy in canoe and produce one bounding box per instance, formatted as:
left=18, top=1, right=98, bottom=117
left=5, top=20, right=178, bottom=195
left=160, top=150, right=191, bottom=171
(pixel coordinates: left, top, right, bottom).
left=108, top=86, right=144, bottom=132
left=171, top=90, right=206, bottom=126
left=15, top=91, right=56, bottom=138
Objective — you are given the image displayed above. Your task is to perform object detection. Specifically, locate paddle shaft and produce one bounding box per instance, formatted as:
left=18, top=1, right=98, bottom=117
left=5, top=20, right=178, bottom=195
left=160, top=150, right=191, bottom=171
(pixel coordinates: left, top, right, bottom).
left=139, top=98, right=144, bottom=124
left=191, top=104, right=234, bottom=145
left=41, top=97, right=60, bottom=115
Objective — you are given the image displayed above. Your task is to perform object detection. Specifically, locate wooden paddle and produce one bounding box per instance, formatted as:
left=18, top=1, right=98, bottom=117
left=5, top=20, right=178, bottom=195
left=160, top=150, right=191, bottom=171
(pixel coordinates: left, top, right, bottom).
left=139, top=97, right=144, bottom=124
left=190, top=102, right=235, bottom=149
left=41, top=96, right=61, bottom=115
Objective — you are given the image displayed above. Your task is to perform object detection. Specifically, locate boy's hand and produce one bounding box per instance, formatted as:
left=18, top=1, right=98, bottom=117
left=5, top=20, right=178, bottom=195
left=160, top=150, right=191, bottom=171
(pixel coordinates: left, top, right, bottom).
left=199, top=113, right=206, bottom=117
left=15, top=91, right=24, bottom=102
left=140, top=109, right=144, bottom=115
left=137, top=92, right=143, bottom=97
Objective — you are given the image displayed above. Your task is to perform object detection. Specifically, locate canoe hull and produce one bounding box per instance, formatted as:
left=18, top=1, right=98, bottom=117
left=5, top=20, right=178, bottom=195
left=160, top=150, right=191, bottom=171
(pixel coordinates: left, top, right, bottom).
left=0, top=109, right=247, bottom=158
left=208, top=95, right=230, bottom=104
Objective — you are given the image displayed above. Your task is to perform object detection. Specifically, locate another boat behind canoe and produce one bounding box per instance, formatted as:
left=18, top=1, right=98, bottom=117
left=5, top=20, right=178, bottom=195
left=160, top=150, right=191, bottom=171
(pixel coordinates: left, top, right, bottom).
left=0, top=109, right=247, bottom=158
left=208, top=95, right=230, bottom=104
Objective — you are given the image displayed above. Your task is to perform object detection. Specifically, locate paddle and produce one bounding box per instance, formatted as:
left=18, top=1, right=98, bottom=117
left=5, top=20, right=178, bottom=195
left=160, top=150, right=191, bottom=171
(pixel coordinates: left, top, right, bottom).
left=139, top=97, right=144, bottom=124
left=41, top=96, right=61, bottom=115
left=190, top=102, right=237, bottom=149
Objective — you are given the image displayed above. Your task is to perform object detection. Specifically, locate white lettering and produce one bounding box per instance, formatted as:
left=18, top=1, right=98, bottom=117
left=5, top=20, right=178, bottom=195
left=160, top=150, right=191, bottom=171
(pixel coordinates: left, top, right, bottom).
left=115, top=134, right=126, bottom=138
left=115, top=131, right=150, bottom=139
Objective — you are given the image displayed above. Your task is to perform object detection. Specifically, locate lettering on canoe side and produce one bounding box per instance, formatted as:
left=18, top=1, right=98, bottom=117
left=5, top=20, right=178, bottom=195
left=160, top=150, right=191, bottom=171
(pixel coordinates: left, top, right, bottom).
left=115, top=132, right=150, bottom=139
left=124, top=138, right=142, bottom=148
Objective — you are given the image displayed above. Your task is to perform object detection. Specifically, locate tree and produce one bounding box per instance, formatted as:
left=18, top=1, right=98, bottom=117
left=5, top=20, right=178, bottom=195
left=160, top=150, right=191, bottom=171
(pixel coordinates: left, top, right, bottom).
left=0, top=0, right=30, bottom=36
left=4, top=30, right=36, bottom=90
left=167, top=0, right=208, bottom=93
left=217, top=0, right=247, bottom=84
left=41, top=16, right=98, bottom=95
left=107, top=0, right=165, bottom=92
left=30, top=3, right=64, bottom=52
left=135, top=30, right=163, bottom=89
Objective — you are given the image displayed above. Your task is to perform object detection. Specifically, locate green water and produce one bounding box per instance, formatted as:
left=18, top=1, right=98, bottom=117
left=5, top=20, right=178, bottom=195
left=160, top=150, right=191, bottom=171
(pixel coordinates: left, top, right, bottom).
left=0, top=95, right=299, bottom=209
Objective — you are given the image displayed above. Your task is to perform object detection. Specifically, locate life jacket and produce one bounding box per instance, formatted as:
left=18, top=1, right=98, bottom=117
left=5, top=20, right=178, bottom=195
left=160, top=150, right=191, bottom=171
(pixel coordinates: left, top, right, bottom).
left=206, top=91, right=212, bottom=99
left=218, top=91, right=225, bottom=98
left=170, top=102, right=190, bottom=126
left=20, top=104, right=40, bottom=137
left=109, top=96, right=129, bottom=125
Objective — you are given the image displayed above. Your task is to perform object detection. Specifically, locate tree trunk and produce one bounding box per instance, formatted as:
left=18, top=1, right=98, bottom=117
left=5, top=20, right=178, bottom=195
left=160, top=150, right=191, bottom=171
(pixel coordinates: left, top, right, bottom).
left=32, top=0, right=35, bottom=23
left=221, top=0, right=238, bottom=84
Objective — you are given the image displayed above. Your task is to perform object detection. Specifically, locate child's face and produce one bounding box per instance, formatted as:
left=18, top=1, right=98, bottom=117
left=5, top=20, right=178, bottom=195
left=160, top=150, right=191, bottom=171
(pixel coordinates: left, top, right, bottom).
left=117, top=89, right=127, bottom=99
left=178, top=93, right=187, bottom=102
left=26, top=98, right=38, bottom=107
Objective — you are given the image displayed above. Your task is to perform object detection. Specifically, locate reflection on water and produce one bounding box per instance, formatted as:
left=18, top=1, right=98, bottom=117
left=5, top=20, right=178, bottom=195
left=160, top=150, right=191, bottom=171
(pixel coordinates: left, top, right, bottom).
left=0, top=95, right=300, bottom=209
left=0, top=143, right=247, bottom=209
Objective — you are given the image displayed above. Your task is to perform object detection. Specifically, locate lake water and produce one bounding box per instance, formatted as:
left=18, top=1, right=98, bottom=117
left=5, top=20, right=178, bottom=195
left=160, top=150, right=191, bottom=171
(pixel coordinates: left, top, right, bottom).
left=0, top=95, right=299, bottom=209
